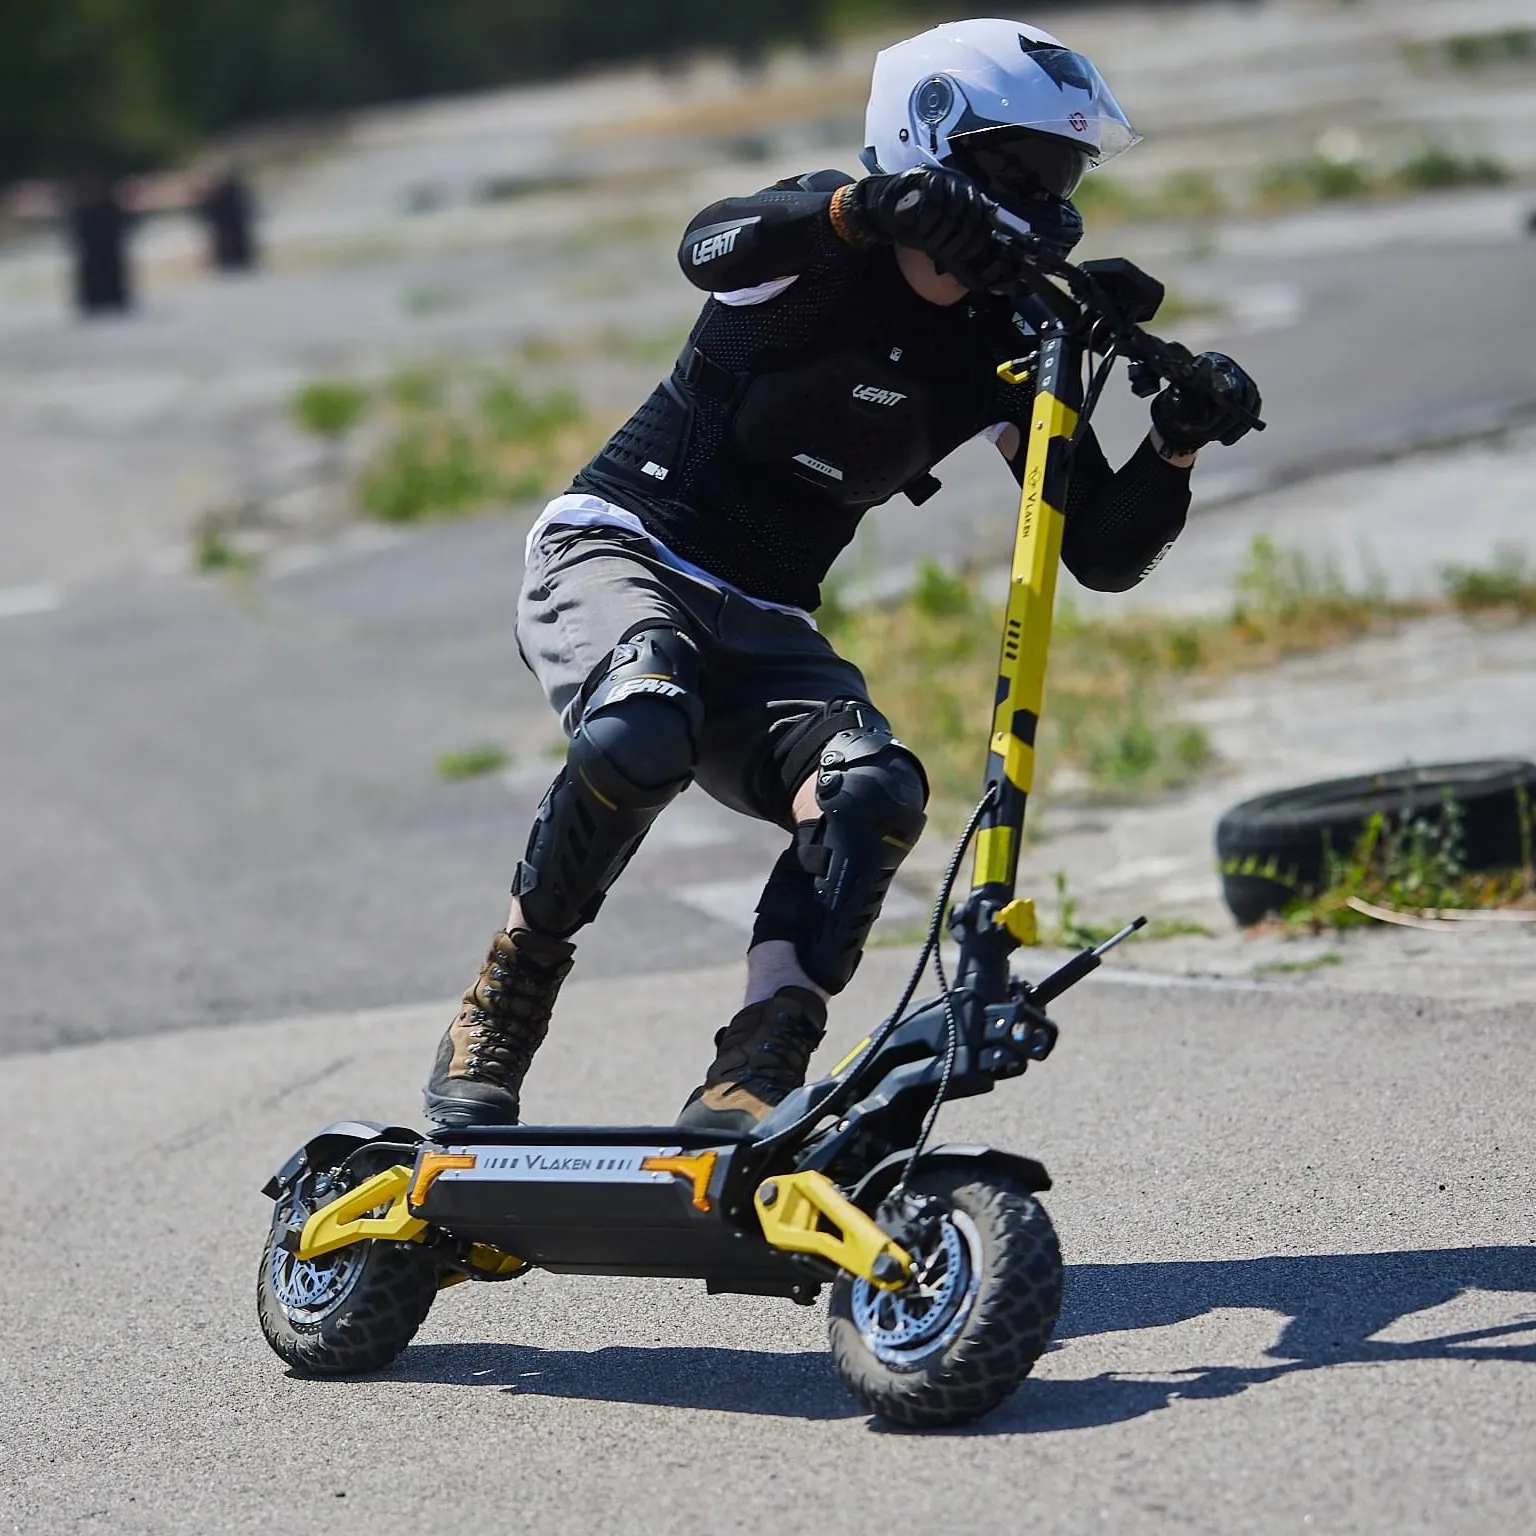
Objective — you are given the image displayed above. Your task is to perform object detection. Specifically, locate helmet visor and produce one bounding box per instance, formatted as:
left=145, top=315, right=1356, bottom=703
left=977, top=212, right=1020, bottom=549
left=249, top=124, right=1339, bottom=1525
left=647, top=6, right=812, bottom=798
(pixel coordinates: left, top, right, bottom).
left=947, top=45, right=1139, bottom=179
left=950, top=129, right=1093, bottom=202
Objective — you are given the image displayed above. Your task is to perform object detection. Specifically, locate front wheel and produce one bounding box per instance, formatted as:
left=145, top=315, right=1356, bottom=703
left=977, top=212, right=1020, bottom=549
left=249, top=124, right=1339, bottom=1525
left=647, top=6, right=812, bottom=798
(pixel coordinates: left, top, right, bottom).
left=256, top=1171, right=440, bottom=1376
left=828, top=1164, right=1062, bottom=1428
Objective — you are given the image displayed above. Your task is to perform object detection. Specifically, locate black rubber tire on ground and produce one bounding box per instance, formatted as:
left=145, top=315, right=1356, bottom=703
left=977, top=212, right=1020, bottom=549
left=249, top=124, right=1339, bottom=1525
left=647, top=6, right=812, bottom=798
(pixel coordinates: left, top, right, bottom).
left=1216, top=759, right=1536, bottom=927
left=257, top=1215, right=440, bottom=1376
left=827, top=1165, right=1063, bottom=1429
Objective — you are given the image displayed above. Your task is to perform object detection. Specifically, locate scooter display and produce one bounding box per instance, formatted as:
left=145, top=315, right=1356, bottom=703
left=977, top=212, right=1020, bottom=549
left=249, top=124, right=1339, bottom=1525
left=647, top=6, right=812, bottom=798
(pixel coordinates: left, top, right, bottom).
left=256, top=234, right=1264, bottom=1428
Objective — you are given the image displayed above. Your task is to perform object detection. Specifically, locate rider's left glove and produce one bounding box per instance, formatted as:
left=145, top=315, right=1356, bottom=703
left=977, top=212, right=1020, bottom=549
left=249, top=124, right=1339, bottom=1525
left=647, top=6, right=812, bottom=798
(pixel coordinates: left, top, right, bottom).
left=1150, top=352, right=1263, bottom=454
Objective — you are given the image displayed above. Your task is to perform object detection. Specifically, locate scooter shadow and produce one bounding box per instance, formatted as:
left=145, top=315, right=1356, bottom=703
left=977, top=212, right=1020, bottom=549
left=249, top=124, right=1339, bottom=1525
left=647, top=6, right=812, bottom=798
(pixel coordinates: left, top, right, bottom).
left=970, top=1242, right=1536, bottom=1438
left=384, top=1341, right=864, bottom=1420
left=367, top=1245, right=1536, bottom=1432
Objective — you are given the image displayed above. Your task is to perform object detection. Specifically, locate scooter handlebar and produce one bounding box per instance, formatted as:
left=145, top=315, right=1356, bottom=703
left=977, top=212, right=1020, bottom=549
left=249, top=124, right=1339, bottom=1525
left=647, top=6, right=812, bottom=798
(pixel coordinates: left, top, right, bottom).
left=988, top=229, right=1268, bottom=435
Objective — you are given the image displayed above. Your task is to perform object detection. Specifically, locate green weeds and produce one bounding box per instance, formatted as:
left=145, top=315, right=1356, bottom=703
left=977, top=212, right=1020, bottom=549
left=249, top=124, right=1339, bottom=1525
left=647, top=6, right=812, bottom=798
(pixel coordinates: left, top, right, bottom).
left=1405, top=28, right=1536, bottom=71
left=290, top=379, right=369, bottom=441
left=1255, top=143, right=1510, bottom=211
left=1281, top=789, right=1536, bottom=929
left=290, top=359, right=596, bottom=525
left=1255, top=951, right=1342, bottom=976
left=1442, top=546, right=1536, bottom=616
left=1074, top=169, right=1227, bottom=225
left=826, top=538, right=1412, bottom=834
left=436, top=744, right=511, bottom=780
left=192, top=521, right=259, bottom=577
left=1396, top=146, right=1509, bottom=192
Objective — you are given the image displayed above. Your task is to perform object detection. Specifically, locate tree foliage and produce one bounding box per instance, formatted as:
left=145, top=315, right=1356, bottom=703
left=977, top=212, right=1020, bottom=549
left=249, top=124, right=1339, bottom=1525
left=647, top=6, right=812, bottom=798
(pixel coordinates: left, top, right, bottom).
left=1, top=0, right=836, bottom=183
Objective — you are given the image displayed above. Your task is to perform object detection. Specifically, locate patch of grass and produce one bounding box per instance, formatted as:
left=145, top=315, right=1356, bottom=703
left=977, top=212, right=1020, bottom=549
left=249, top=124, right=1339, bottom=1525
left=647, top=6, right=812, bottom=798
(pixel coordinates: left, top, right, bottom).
left=1411, top=28, right=1536, bottom=70
left=1073, top=173, right=1142, bottom=224
left=1145, top=917, right=1215, bottom=940
left=1283, top=789, right=1536, bottom=930
left=1255, top=951, right=1342, bottom=976
left=193, top=522, right=259, bottom=577
left=290, top=379, right=369, bottom=441
left=436, top=744, right=511, bottom=781
left=1257, top=155, right=1376, bottom=210
left=1228, top=535, right=1412, bottom=653
left=350, top=359, right=597, bottom=524
left=826, top=538, right=1414, bottom=834
left=1395, top=146, right=1509, bottom=192
left=361, top=422, right=495, bottom=523
left=1046, top=871, right=1124, bottom=949
left=1074, top=169, right=1228, bottom=227
left=1442, top=545, right=1536, bottom=616
left=387, top=366, right=447, bottom=412
left=479, top=380, right=583, bottom=446
left=1159, top=169, right=1228, bottom=221
left=1038, top=874, right=1210, bottom=949
left=1254, top=143, right=1511, bottom=211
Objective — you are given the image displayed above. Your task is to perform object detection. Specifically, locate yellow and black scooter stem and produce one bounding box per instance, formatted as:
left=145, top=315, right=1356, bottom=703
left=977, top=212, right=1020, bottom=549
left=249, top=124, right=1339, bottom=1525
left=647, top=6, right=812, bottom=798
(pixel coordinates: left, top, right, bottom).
left=956, top=331, right=1084, bottom=996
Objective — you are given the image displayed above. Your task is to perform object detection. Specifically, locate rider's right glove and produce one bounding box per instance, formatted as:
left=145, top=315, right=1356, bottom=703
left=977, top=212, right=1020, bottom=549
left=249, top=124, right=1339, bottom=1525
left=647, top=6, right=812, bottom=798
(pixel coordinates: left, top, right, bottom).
left=836, top=167, right=1013, bottom=290
left=1150, top=352, right=1263, bottom=453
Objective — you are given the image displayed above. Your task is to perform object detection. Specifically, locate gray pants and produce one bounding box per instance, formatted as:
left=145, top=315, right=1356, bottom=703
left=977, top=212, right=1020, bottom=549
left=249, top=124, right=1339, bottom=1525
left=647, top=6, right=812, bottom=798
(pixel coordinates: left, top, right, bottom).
left=517, top=526, right=875, bottom=824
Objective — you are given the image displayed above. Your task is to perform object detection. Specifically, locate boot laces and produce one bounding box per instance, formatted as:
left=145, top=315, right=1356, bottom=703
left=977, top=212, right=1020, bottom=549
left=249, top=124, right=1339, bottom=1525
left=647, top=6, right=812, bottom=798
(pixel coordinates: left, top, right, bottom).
left=460, top=948, right=565, bottom=1086
left=710, top=1002, right=824, bottom=1094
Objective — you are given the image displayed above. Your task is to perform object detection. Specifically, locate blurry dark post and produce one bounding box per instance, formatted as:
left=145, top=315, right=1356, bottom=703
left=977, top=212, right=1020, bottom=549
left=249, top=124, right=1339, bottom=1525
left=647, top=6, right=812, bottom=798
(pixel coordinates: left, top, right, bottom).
left=199, top=170, right=259, bottom=273
left=68, top=176, right=134, bottom=316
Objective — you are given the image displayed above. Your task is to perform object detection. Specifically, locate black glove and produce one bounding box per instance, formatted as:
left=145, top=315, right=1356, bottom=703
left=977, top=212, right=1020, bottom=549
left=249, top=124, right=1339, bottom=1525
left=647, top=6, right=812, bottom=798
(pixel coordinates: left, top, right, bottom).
left=1150, top=352, right=1263, bottom=454
left=1003, top=191, right=1084, bottom=262
left=843, top=167, right=1013, bottom=290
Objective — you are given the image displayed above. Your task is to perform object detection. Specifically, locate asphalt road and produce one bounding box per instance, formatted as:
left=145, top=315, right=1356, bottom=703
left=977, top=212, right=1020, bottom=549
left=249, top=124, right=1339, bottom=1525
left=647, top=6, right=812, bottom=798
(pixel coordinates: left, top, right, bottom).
left=2, top=229, right=1533, bottom=1058
left=3, top=954, right=1533, bottom=1534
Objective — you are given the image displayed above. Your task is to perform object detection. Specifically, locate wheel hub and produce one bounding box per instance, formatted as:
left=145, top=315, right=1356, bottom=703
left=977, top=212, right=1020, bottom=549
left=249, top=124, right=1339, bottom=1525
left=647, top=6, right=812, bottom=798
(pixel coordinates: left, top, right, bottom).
left=850, top=1209, right=981, bottom=1367
left=268, top=1194, right=368, bottom=1324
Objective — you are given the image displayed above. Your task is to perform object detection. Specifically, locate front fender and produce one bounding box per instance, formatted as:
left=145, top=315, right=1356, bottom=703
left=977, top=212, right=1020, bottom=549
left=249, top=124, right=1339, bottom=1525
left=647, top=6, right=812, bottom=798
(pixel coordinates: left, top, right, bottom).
left=260, top=1119, right=422, bottom=1200
left=850, top=1143, right=1051, bottom=1212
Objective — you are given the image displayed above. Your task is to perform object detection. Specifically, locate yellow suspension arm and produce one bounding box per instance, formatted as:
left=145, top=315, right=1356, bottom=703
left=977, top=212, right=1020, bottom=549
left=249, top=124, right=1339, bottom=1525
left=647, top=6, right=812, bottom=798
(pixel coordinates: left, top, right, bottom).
left=754, top=1172, right=912, bottom=1290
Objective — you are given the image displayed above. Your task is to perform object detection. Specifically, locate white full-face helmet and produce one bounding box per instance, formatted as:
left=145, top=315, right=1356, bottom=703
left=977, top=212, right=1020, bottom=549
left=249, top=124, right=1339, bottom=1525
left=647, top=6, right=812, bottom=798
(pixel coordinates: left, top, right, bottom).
left=861, top=19, right=1139, bottom=213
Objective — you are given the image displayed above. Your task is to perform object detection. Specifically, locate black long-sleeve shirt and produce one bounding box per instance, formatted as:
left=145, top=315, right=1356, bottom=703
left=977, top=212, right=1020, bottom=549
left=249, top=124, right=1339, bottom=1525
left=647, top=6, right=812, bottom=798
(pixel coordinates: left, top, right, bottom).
left=569, top=171, right=1190, bottom=610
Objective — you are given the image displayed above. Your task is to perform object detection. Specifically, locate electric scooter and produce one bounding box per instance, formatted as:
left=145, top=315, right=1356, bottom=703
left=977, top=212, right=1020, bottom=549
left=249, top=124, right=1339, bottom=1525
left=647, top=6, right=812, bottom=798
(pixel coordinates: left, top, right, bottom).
left=255, top=236, right=1264, bottom=1428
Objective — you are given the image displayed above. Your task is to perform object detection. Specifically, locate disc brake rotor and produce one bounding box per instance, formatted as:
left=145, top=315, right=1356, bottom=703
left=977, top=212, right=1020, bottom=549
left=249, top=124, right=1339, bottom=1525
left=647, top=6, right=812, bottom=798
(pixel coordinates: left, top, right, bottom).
left=850, top=1209, right=982, bottom=1367
left=268, top=1189, right=369, bottom=1324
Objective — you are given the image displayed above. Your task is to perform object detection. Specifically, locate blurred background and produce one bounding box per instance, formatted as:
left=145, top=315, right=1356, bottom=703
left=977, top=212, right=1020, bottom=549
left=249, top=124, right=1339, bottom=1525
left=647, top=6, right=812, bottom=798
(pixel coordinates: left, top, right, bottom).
left=3, top=0, right=1534, bottom=1054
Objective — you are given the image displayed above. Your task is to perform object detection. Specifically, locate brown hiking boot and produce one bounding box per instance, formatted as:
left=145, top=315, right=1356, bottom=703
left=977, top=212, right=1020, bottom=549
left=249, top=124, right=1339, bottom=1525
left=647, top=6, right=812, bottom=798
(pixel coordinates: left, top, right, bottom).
left=424, top=928, right=575, bottom=1127
left=676, top=987, right=828, bottom=1136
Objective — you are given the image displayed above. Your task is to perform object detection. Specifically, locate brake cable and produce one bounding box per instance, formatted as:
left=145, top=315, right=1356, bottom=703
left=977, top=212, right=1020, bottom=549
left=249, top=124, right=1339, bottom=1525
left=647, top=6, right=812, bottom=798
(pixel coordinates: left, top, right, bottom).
left=888, top=786, right=996, bottom=1196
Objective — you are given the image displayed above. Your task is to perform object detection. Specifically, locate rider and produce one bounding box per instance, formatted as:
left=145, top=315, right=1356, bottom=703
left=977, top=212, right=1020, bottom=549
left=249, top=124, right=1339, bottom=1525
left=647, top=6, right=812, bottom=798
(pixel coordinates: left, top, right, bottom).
left=424, top=18, right=1262, bottom=1133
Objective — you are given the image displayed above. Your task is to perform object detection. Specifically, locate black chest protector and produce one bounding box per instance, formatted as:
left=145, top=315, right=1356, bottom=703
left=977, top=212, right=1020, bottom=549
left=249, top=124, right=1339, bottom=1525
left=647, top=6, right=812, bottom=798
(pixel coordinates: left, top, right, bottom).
left=572, top=242, right=1031, bottom=608
left=729, top=348, right=931, bottom=508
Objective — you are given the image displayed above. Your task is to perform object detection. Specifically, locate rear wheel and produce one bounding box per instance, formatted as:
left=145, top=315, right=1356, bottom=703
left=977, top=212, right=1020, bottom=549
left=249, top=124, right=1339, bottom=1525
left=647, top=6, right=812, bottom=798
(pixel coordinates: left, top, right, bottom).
left=256, top=1166, right=439, bottom=1376
left=827, top=1164, right=1062, bottom=1428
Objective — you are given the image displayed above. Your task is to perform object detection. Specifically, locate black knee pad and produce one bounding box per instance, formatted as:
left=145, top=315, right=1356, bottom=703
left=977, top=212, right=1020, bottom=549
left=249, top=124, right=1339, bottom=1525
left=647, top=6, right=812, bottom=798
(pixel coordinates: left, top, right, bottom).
left=753, top=707, right=928, bottom=993
left=516, top=624, right=703, bottom=936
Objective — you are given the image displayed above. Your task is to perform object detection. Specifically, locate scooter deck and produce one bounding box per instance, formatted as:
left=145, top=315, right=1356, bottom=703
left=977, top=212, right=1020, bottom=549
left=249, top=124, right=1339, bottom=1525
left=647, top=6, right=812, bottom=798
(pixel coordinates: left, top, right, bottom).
left=412, top=1123, right=807, bottom=1294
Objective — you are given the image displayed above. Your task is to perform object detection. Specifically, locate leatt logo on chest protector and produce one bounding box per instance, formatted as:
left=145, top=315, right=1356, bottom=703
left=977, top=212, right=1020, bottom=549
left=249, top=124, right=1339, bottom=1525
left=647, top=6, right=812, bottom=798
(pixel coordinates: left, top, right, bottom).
left=852, top=384, right=907, bottom=407
left=691, top=226, right=744, bottom=265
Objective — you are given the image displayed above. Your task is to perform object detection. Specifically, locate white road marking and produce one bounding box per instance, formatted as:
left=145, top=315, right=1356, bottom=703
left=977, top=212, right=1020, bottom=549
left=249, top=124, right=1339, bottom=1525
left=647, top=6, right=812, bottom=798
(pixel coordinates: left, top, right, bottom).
left=672, top=876, right=930, bottom=934
left=0, top=583, right=61, bottom=619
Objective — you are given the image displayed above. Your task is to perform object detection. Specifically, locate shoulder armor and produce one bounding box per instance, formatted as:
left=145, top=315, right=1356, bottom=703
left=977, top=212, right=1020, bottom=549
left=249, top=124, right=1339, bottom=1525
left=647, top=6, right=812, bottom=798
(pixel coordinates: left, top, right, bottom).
left=795, top=169, right=857, bottom=194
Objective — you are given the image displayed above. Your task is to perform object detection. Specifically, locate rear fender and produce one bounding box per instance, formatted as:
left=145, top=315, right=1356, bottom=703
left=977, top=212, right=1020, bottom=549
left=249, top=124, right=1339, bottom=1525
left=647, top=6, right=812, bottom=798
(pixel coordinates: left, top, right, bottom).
left=849, top=1143, right=1051, bottom=1213
left=261, top=1120, right=423, bottom=1200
